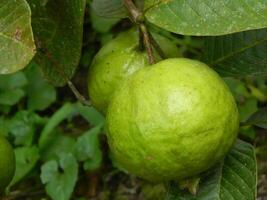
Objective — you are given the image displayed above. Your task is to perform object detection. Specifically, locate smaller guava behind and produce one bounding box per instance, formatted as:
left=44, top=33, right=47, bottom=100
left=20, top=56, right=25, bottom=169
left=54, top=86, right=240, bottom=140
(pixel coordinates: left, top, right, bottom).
left=87, top=28, right=180, bottom=114
left=0, top=136, right=15, bottom=192
left=106, top=58, right=239, bottom=182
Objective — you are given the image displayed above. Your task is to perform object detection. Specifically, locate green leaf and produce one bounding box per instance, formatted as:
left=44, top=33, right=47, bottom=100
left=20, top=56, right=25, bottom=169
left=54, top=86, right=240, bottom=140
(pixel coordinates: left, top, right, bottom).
left=92, top=0, right=127, bottom=18
left=25, top=63, right=57, bottom=111
left=165, top=140, right=257, bottom=200
left=41, top=154, right=78, bottom=200
left=10, top=111, right=45, bottom=146
left=238, top=98, right=258, bottom=123
left=145, top=0, right=267, bottom=36
left=74, top=124, right=103, bottom=171
left=90, top=5, right=120, bottom=33
left=27, top=0, right=86, bottom=86
left=246, top=107, right=267, bottom=129
left=76, top=103, right=105, bottom=126
left=0, top=89, right=25, bottom=106
left=0, top=72, right=27, bottom=90
left=204, top=29, right=267, bottom=77
left=41, top=131, right=76, bottom=162
left=10, top=146, right=40, bottom=186
left=0, top=72, right=28, bottom=106
left=0, top=0, right=36, bottom=74
left=39, top=103, right=79, bottom=150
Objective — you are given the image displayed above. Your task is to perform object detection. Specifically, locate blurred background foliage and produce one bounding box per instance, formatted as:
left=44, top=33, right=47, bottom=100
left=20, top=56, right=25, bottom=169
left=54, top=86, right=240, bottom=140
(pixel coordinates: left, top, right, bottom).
left=0, top=1, right=266, bottom=200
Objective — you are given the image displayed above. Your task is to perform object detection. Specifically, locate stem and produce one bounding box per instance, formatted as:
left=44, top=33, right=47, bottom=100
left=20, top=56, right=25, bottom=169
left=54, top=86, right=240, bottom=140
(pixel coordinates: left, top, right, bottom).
left=138, top=26, right=144, bottom=51
left=148, top=31, right=167, bottom=59
left=123, top=0, right=143, bottom=24
left=67, top=81, right=91, bottom=106
left=140, top=24, right=156, bottom=64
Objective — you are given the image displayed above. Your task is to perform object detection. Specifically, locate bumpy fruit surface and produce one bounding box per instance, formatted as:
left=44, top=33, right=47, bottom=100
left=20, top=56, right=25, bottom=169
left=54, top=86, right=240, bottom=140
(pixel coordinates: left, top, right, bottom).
left=0, top=136, right=15, bottom=192
left=106, top=58, right=239, bottom=182
left=88, top=29, right=180, bottom=114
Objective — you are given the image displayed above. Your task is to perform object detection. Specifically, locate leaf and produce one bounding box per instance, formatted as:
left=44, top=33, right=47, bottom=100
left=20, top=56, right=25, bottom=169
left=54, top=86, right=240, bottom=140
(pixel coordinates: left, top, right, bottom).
left=90, top=5, right=120, bottom=33
left=39, top=103, right=79, bottom=150
left=144, top=0, right=267, bottom=36
left=246, top=107, right=267, bottom=129
left=204, top=29, right=267, bottom=77
left=27, top=0, right=86, bottom=86
left=10, top=111, right=45, bottom=146
left=25, top=62, right=57, bottom=111
left=238, top=98, right=258, bottom=123
left=76, top=103, right=105, bottom=126
left=10, top=146, right=40, bottom=186
left=165, top=140, right=257, bottom=200
left=0, top=0, right=36, bottom=74
left=92, top=0, right=127, bottom=18
left=41, top=131, right=76, bottom=162
left=41, top=153, right=78, bottom=200
left=0, top=72, right=28, bottom=106
left=74, top=124, right=103, bottom=171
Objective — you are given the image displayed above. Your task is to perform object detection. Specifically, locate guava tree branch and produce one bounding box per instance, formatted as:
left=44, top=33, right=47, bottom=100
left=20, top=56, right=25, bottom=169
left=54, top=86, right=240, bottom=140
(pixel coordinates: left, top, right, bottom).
left=122, top=0, right=165, bottom=64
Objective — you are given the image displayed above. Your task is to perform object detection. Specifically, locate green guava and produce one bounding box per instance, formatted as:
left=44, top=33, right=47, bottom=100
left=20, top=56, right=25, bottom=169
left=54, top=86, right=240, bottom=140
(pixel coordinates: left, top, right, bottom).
left=106, top=58, right=239, bottom=182
left=0, top=136, right=15, bottom=192
left=88, top=29, right=180, bottom=114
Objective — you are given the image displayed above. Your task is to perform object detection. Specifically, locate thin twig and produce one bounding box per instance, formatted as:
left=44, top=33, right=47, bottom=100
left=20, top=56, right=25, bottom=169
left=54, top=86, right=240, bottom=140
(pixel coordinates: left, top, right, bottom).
left=140, top=24, right=156, bottom=64
left=122, top=0, right=143, bottom=24
left=67, top=81, right=91, bottom=106
left=148, top=31, right=167, bottom=59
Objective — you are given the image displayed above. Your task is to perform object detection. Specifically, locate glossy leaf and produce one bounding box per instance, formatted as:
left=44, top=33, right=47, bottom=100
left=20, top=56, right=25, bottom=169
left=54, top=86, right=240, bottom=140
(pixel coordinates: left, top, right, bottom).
left=165, top=140, right=257, bottom=200
left=27, top=0, right=86, bottom=86
left=204, top=29, right=267, bottom=77
left=0, top=0, right=36, bottom=74
left=145, top=0, right=267, bottom=36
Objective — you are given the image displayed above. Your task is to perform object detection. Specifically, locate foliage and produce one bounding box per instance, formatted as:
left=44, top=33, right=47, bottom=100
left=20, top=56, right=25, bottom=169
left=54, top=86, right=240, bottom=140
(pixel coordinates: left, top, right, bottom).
left=0, top=0, right=267, bottom=200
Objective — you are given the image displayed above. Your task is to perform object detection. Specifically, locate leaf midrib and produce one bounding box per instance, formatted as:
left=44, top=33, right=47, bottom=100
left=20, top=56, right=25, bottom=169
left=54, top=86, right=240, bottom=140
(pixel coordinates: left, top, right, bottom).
left=210, top=34, right=267, bottom=66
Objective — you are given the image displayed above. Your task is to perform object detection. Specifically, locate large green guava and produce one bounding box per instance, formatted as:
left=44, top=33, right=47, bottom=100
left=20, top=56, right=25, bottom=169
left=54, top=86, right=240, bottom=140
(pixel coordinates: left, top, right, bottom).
left=88, top=29, right=180, bottom=114
left=106, top=58, right=239, bottom=182
left=0, top=136, right=15, bottom=192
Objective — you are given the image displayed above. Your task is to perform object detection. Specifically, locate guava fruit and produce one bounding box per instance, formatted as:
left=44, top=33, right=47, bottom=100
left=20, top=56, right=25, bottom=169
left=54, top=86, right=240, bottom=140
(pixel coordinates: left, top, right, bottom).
left=0, top=136, right=15, bottom=192
left=106, top=58, right=239, bottom=182
left=88, top=29, right=180, bottom=114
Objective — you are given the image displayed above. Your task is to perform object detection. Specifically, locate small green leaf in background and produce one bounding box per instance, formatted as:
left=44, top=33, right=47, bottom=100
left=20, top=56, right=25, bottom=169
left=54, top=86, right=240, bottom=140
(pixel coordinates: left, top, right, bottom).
left=165, top=140, right=257, bottom=200
left=25, top=63, right=57, bottom=111
left=92, top=0, right=127, bottom=18
left=74, top=124, right=103, bottom=171
left=204, top=29, right=267, bottom=77
left=38, top=103, right=79, bottom=149
left=10, top=146, right=40, bottom=186
left=238, top=98, right=258, bottom=123
left=0, top=0, right=36, bottom=74
left=27, top=0, right=86, bottom=86
left=41, top=154, right=78, bottom=200
left=77, top=104, right=105, bottom=126
left=0, top=72, right=27, bottom=106
left=90, top=4, right=120, bottom=33
left=9, top=111, right=45, bottom=146
left=41, top=132, right=76, bottom=162
left=145, top=0, right=267, bottom=36
left=247, top=107, right=267, bottom=129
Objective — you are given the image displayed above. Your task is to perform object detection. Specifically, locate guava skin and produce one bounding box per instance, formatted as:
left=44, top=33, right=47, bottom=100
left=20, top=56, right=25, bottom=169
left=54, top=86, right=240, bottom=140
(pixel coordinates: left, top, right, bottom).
left=88, top=29, right=180, bottom=114
left=0, top=136, right=15, bottom=192
left=106, top=58, right=239, bottom=182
